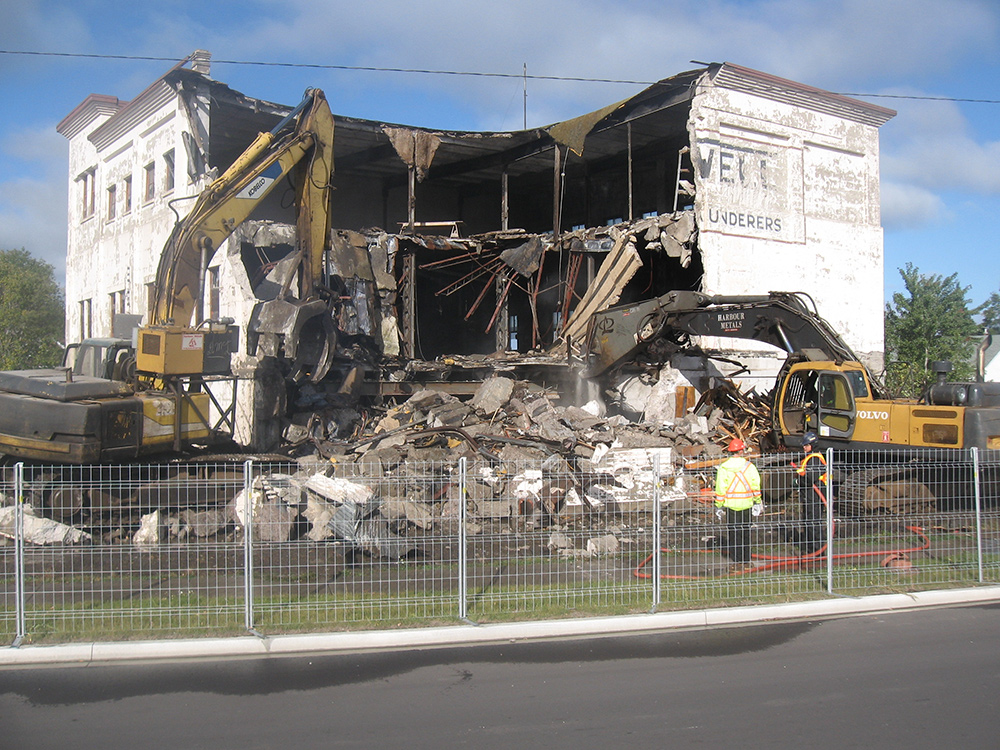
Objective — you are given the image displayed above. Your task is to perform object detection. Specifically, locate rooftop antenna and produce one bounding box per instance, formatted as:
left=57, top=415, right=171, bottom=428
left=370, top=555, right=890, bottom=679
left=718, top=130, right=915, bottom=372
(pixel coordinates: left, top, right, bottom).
left=523, top=63, right=527, bottom=130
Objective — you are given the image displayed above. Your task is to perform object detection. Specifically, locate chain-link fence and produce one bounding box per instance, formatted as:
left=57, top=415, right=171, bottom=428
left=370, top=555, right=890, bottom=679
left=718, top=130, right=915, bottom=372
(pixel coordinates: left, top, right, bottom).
left=2, top=448, right=998, bottom=645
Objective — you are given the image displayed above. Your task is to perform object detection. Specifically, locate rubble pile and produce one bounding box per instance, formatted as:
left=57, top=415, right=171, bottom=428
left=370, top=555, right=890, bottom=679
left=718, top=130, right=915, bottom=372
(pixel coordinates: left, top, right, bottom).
left=691, top=379, right=776, bottom=451
left=0, top=373, right=781, bottom=556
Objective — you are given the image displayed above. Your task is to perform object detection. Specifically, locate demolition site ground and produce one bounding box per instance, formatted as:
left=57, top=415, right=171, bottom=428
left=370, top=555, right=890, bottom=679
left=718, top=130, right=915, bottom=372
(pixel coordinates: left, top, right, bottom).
left=3, top=376, right=1000, bottom=643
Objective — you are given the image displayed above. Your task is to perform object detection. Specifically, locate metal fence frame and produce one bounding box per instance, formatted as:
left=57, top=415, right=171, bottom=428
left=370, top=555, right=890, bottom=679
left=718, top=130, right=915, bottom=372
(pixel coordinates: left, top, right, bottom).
left=2, top=448, right=999, bottom=645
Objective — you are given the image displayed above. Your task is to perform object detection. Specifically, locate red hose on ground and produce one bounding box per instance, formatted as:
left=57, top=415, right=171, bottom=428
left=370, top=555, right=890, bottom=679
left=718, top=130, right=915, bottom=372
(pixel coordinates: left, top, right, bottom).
left=634, top=483, right=932, bottom=579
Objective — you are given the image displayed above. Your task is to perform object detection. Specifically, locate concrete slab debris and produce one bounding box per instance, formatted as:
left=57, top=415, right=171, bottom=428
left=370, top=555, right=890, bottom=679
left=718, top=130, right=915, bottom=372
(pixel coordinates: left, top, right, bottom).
left=0, top=504, right=92, bottom=545
left=133, top=510, right=163, bottom=547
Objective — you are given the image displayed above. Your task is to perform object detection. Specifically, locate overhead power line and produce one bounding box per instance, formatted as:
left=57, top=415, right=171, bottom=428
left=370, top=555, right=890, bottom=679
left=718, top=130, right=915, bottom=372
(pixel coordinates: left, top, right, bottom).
left=2, top=49, right=999, bottom=105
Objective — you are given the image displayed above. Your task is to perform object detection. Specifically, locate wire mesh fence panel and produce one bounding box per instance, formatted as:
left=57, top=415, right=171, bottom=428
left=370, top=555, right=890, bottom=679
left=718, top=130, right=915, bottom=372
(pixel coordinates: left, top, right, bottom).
left=13, top=463, right=247, bottom=642
left=0, top=465, right=17, bottom=641
left=2, top=445, right=999, bottom=645
left=825, top=448, right=984, bottom=595
left=979, top=450, right=1000, bottom=584
left=247, top=460, right=464, bottom=630
left=464, top=461, right=656, bottom=620
left=649, top=453, right=833, bottom=609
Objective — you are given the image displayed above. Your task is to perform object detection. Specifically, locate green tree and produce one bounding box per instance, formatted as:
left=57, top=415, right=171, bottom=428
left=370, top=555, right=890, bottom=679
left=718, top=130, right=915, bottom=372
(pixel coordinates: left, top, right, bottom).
left=884, top=263, right=981, bottom=398
left=0, top=249, right=65, bottom=370
left=981, top=291, right=1000, bottom=333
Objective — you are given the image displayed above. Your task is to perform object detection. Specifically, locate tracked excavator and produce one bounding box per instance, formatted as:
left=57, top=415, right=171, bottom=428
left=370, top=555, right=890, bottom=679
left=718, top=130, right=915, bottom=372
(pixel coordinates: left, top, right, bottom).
left=585, top=290, right=1000, bottom=453
left=0, top=89, right=339, bottom=463
left=584, top=290, right=1000, bottom=509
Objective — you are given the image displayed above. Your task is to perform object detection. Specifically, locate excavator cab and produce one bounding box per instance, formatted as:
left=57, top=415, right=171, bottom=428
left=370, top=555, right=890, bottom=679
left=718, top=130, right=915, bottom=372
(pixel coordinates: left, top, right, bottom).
left=62, top=338, right=135, bottom=381
left=778, top=362, right=864, bottom=446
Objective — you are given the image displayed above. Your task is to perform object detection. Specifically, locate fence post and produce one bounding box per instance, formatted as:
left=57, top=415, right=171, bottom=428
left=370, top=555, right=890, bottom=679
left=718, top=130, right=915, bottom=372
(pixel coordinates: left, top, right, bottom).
left=972, top=447, right=983, bottom=584
left=13, top=462, right=25, bottom=646
left=243, top=458, right=256, bottom=633
left=826, top=448, right=835, bottom=595
left=651, top=452, right=661, bottom=612
left=458, top=457, right=468, bottom=620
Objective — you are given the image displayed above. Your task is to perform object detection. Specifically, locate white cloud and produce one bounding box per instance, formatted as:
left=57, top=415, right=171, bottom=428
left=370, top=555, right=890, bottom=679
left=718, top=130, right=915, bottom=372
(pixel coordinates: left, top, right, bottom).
left=0, top=125, right=69, bottom=280
left=211, top=0, right=1000, bottom=126
left=880, top=97, right=1000, bottom=197
left=879, top=181, right=946, bottom=229
left=0, top=176, right=68, bottom=279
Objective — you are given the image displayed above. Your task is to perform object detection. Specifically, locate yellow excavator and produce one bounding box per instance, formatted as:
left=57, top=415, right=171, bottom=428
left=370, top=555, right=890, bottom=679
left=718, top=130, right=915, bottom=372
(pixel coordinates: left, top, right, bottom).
left=585, top=290, right=1000, bottom=507
left=585, top=290, right=1000, bottom=453
left=141, top=87, right=337, bottom=383
left=0, top=89, right=338, bottom=463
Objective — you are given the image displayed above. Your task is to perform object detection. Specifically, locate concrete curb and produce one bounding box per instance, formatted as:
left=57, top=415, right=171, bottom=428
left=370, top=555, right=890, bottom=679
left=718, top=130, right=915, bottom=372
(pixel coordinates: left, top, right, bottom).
left=4, top=586, right=1000, bottom=667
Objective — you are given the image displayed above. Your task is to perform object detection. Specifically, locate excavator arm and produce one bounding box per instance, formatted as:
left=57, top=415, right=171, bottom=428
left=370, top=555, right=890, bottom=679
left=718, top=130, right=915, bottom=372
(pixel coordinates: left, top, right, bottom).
left=584, top=290, right=885, bottom=395
left=152, top=89, right=333, bottom=327
left=147, top=89, right=338, bottom=381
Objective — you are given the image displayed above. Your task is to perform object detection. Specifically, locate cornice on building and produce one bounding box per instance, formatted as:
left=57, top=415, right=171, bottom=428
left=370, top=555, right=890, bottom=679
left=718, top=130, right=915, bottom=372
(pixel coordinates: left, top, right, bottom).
left=709, top=62, right=896, bottom=128
left=56, top=94, right=126, bottom=140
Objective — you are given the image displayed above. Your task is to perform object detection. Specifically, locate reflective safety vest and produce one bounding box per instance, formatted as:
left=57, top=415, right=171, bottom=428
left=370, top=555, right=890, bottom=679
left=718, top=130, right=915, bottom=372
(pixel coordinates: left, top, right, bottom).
left=795, top=451, right=828, bottom=485
left=714, top=456, right=762, bottom=511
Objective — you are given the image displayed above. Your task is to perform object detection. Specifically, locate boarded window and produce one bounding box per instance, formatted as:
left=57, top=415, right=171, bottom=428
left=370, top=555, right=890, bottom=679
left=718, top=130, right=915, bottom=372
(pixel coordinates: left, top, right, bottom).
left=144, top=162, right=155, bottom=202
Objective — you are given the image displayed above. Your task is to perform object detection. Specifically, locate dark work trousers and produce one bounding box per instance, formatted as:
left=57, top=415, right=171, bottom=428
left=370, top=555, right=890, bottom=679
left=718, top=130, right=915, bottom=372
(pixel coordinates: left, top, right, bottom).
left=725, top=507, right=753, bottom=564
left=798, top=483, right=826, bottom=554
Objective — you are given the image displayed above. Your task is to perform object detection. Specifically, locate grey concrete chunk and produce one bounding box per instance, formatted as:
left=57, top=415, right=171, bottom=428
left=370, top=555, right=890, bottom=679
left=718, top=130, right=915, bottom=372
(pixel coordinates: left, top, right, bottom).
left=305, top=474, right=374, bottom=504
left=254, top=502, right=299, bottom=542
left=586, top=534, right=620, bottom=555
left=0, top=504, right=91, bottom=545
left=470, top=376, right=515, bottom=414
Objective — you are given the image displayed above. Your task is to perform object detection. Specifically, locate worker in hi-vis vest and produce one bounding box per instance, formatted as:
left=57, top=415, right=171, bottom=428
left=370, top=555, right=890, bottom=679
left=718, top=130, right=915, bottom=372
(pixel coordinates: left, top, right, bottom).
left=793, top=431, right=827, bottom=554
left=714, top=438, right=763, bottom=570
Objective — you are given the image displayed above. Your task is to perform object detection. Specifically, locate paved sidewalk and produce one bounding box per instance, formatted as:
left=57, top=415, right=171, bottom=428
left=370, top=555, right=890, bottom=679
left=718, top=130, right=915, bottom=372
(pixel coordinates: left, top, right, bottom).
left=3, top=586, right=999, bottom=667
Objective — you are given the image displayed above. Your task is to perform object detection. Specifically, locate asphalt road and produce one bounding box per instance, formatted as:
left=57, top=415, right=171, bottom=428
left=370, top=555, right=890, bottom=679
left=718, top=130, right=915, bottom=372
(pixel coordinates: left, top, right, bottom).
left=2, top=603, right=999, bottom=749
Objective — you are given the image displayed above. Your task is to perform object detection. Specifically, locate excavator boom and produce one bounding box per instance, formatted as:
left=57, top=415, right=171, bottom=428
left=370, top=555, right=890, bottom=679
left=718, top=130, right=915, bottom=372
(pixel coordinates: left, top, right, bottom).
left=585, top=290, right=870, bottom=383
left=151, top=89, right=334, bottom=328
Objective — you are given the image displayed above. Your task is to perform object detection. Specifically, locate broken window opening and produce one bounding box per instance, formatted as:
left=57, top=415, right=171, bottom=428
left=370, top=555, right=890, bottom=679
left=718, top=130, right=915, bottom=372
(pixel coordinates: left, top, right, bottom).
left=78, top=168, right=97, bottom=220
left=106, top=184, right=117, bottom=221
left=402, top=242, right=503, bottom=360
left=163, top=149, right=175, bottom=193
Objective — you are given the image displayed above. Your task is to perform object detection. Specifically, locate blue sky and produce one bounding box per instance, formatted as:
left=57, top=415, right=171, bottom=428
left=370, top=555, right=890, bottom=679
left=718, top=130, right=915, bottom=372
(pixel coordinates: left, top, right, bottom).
left=1, top=0, right=999, bottom=311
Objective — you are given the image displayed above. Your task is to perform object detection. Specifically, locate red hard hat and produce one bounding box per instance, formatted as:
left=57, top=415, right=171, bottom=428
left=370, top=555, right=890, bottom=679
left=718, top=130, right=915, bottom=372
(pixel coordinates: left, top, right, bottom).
left=726, top=438, right=746, bottom=453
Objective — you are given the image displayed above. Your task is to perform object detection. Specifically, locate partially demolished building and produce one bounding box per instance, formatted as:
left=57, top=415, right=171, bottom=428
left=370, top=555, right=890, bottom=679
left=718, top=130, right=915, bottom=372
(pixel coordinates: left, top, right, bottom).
left=58, top=52, right=895, bottom=449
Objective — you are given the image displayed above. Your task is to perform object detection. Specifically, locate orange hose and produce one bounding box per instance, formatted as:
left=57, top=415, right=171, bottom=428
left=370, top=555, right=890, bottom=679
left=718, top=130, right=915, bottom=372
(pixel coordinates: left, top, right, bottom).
left=634, top=483, right=932, bottom=580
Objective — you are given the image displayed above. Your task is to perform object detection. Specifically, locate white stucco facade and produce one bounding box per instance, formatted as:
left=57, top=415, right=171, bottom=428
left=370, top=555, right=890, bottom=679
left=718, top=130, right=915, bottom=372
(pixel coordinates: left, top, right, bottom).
left=57, top=55, right=257, bottom=349
left=689, top=66, right=891, bottom=377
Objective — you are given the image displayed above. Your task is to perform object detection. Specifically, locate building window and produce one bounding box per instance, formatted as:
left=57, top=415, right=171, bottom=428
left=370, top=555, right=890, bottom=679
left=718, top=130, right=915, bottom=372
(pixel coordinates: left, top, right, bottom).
left=109, top=290, right=126, bottom=334
left=208, top=266, right=221, bottom=320
left=163, top=149, right=175, bottom=193
left=123, top=175, right=132, bottom=214
left=144, top=161, right=156, bottom=202
left=106, top=184, right=117, bottom=220
left=79, top=299, right=92, bottom=340
left=78, top=168, right=96, bottom=220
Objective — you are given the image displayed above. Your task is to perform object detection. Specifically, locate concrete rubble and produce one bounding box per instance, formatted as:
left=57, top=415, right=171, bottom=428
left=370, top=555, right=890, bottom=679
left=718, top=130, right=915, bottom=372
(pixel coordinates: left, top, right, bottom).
left=0, top=368, right=781, bottom=558
left=0, top=502, right=92, bottom=545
